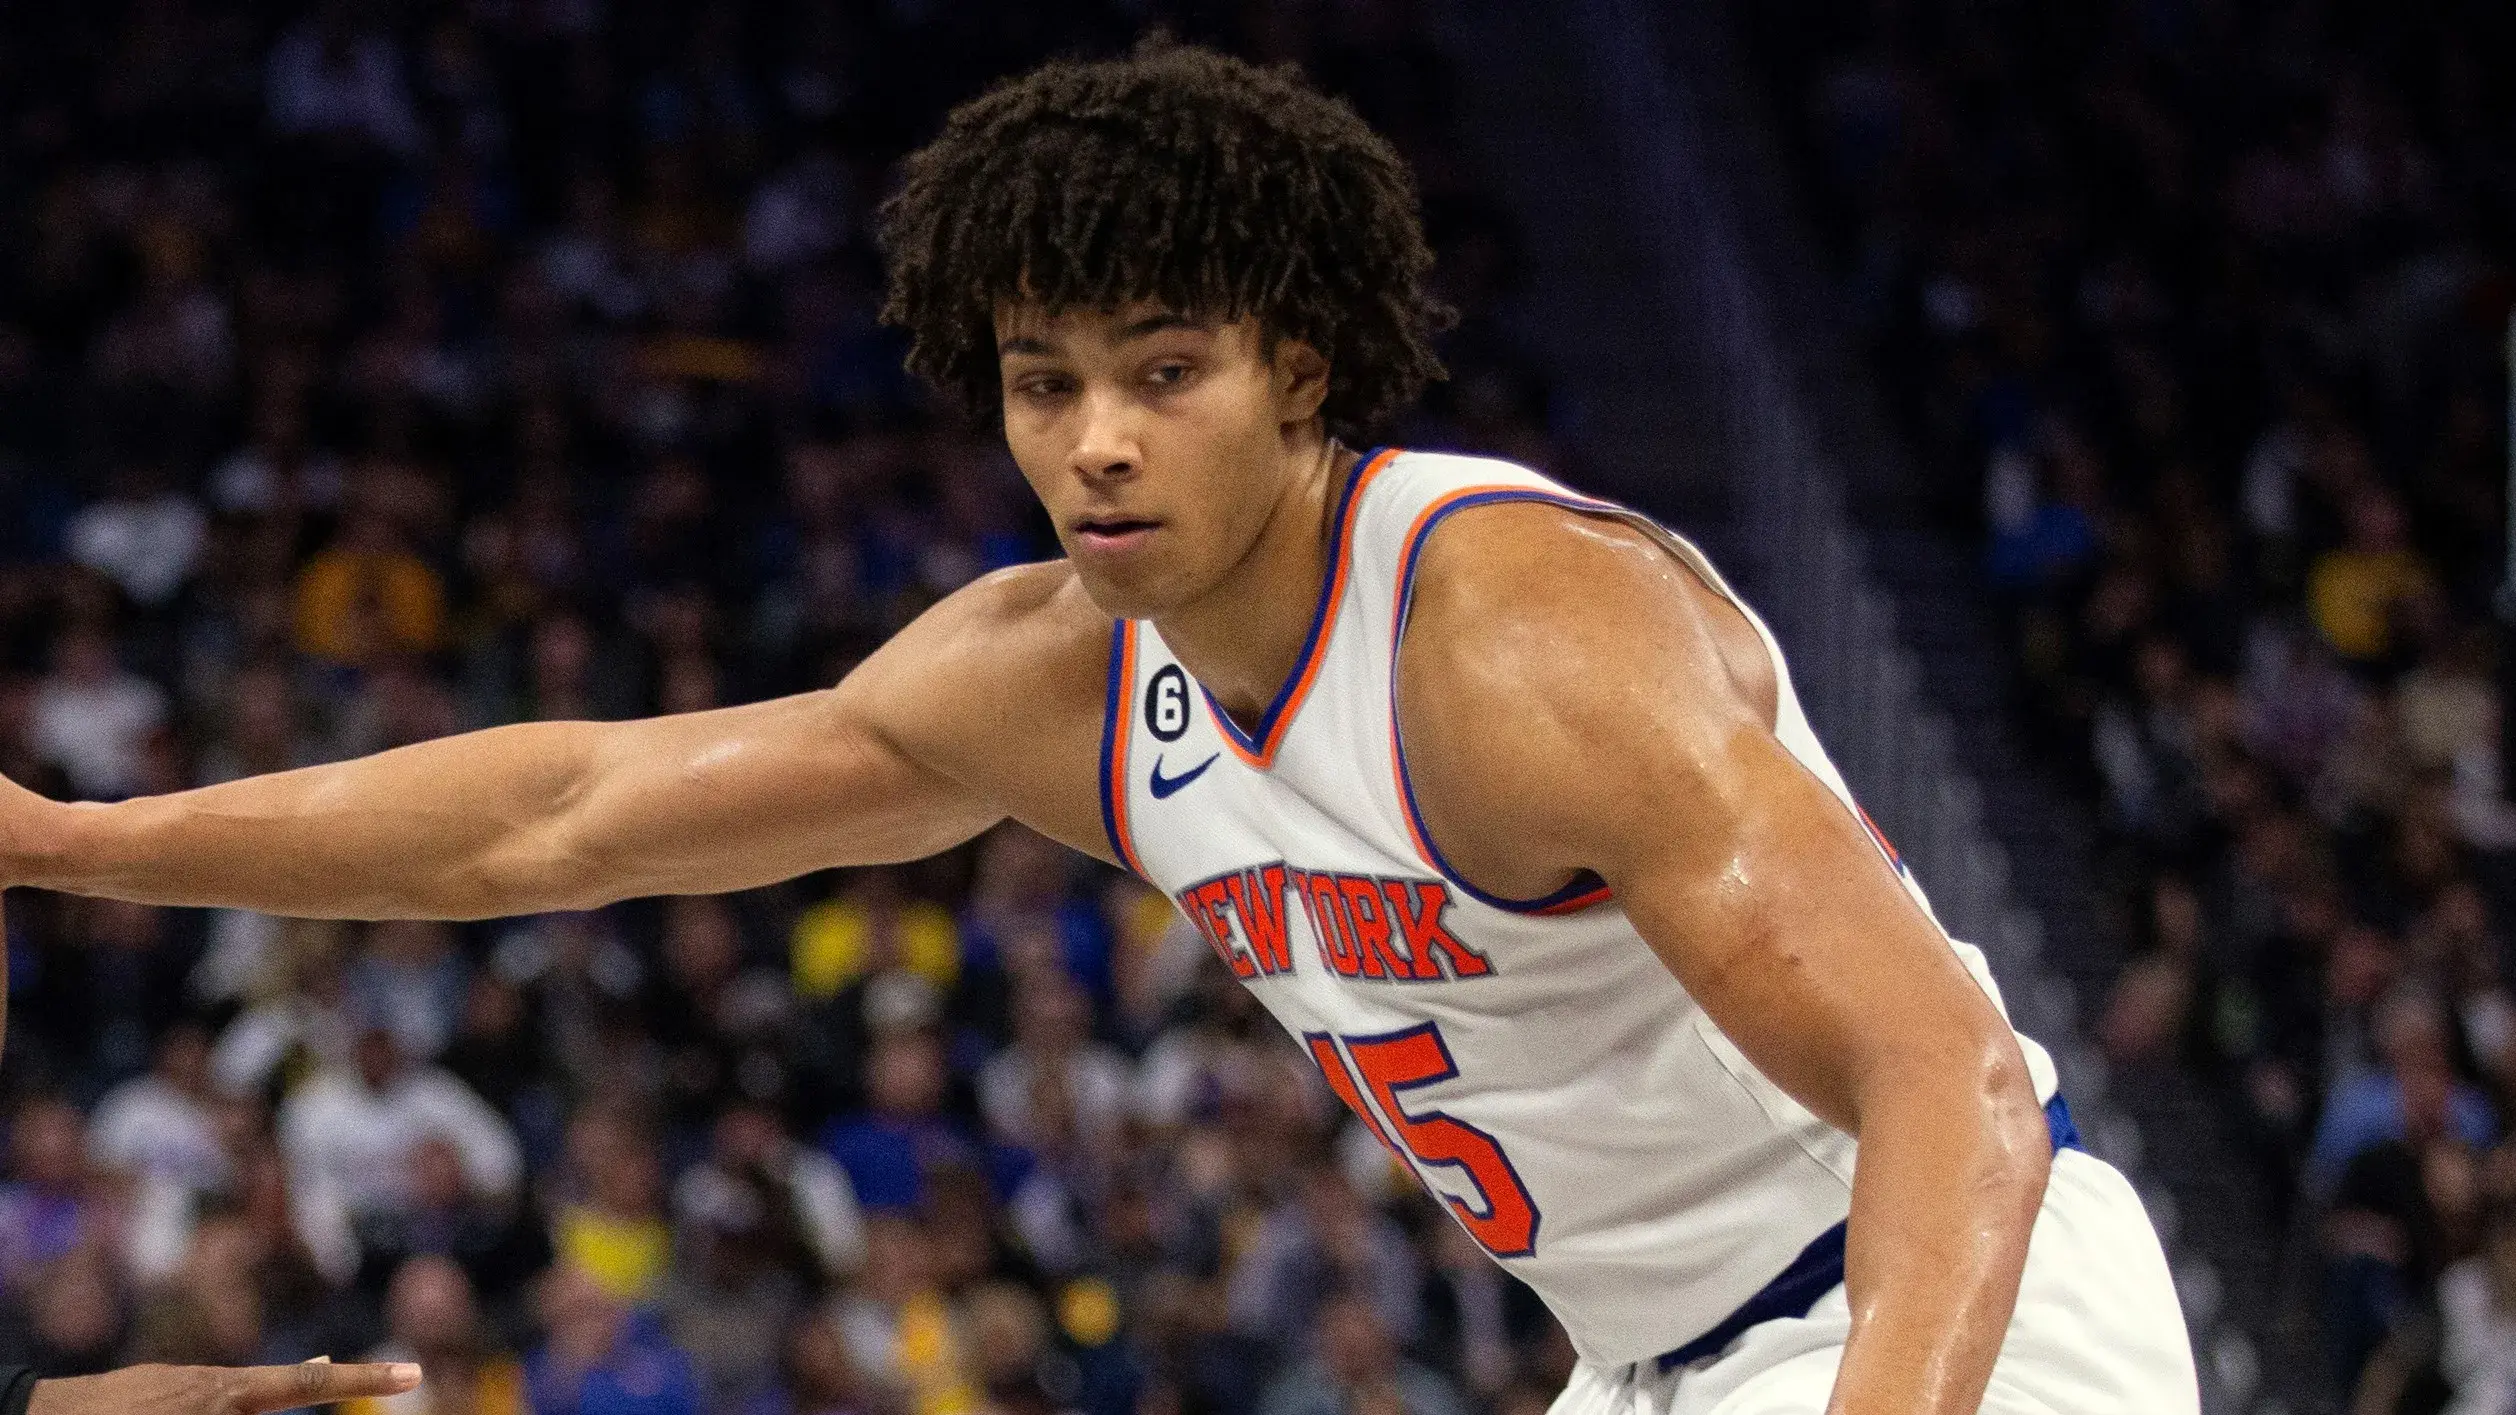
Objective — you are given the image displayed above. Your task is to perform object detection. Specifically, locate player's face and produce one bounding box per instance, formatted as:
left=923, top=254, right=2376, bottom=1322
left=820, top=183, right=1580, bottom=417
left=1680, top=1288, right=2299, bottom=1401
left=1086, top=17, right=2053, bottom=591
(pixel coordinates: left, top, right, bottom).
left=995, top=301, right=1327, bottom=618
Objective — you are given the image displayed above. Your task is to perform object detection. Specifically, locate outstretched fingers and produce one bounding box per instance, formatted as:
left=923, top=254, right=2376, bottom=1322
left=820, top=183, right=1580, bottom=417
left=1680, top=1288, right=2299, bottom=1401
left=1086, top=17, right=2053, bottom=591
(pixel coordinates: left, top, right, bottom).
left=225, top=1361, right=422, bottom=1413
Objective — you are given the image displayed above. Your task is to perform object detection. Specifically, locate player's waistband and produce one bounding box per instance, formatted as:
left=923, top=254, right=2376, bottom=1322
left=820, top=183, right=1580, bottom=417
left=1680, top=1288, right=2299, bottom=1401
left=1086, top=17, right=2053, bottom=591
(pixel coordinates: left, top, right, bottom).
left=1651, top=1095, right=2085, bottom=1375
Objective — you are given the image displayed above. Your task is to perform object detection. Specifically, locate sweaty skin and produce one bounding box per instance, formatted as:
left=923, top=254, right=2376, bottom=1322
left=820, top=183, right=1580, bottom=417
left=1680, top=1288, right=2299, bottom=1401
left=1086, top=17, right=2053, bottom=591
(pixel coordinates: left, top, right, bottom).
left=0, top=306, right=2044, bottom=1415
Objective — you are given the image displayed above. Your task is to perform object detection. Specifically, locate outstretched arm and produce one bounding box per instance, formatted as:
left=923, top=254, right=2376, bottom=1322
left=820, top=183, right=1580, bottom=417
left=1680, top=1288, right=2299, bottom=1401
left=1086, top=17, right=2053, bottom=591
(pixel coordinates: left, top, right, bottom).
left=0, top=563, right=1103, bottom=920
left=1399, top=504, right=2048, bottom=1415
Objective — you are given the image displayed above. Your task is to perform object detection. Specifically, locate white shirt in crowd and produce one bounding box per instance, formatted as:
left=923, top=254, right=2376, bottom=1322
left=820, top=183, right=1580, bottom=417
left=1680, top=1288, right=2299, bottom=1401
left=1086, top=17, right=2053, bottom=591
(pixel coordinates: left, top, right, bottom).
left=276, top=1064, right=522, bottom=1221
left=672, top=1142, right=868, bottom=1279
left=87, top=1073, right=224, bottom=1192
left=66, top=492, right=206, bottom=608
left=31, top=667, right=165, bottom=800
left=2441, top=1256, right=2516, bottom=1415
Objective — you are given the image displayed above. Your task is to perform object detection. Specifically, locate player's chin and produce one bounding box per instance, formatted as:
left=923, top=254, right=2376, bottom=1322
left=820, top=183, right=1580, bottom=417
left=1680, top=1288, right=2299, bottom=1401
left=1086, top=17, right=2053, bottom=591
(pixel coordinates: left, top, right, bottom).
left=1066, top=551, right=1196, bottom=621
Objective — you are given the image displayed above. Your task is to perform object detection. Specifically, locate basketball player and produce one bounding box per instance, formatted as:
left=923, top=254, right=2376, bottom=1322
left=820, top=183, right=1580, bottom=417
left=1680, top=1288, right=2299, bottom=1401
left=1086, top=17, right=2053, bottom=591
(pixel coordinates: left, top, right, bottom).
left=0, top=41, right=2196, bottom=1415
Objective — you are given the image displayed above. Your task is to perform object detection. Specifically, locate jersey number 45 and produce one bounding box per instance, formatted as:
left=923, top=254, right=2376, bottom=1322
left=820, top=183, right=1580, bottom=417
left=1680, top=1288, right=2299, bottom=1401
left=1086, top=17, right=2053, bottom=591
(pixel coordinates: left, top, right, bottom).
left=1305, top=1023, right=1542, bottom=1259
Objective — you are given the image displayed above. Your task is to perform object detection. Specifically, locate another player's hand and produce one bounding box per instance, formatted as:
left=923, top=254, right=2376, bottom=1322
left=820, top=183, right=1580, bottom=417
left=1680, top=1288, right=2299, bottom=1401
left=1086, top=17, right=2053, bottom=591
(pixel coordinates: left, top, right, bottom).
left=27, top=1360, right=423, bottom=1414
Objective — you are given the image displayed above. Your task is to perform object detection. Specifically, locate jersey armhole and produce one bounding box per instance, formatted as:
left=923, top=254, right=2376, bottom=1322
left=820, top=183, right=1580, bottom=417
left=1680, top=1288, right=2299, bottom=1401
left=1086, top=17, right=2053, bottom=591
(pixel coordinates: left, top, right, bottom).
left=1385, top=487, right=1641, bottom=916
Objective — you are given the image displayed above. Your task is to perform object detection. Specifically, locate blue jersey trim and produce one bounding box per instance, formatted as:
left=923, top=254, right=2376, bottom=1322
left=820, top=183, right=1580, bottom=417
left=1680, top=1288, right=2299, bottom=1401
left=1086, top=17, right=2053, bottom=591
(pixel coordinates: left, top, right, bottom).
left=1099, top=620, right=1146, bottom=877
left=1388, top=486, right=1630, bottom=915
left=1653, top=1095, right=2087, bottom=1372
left=1201, top=446, right=1391, bottom=768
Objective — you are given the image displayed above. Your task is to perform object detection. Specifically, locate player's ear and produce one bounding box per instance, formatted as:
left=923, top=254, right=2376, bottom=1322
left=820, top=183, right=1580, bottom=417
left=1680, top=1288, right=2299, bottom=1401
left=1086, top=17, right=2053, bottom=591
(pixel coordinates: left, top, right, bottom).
left=1272, top=335, right=1332, bottom=426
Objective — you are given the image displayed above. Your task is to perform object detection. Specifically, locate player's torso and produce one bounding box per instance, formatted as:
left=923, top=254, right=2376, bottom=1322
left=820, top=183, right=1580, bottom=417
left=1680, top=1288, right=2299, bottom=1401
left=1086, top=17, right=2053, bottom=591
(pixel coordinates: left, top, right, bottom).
left=1100, top=448, right=2061, bottom=1366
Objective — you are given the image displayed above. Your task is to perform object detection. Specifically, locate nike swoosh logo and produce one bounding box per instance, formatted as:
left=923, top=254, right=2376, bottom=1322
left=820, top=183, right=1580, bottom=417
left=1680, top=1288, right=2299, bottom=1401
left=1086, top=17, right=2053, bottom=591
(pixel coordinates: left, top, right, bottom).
left=1148, top=753, right=1220, bottom=799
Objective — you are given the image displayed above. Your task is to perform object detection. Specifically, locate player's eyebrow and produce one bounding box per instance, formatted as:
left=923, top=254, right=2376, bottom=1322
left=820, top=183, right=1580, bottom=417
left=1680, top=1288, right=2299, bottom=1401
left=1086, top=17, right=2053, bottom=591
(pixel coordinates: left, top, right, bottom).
left=999, top=313, right=1210, bottom=358
left=1113, top=312, right=1210, bottom=341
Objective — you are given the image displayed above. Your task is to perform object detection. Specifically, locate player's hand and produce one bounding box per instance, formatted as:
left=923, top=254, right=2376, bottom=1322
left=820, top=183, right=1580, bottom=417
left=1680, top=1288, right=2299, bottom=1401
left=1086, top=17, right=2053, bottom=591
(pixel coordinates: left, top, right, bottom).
left=27, top=1360, right=423, bottom=1414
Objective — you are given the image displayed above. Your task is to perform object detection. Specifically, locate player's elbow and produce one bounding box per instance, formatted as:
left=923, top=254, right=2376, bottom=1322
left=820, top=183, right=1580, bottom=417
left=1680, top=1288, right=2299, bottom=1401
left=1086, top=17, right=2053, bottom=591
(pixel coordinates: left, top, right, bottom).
left=1925, top=1033, right=2053, bottom=1227
left=1969, top=1038, right=2051, bottom=1183
left=1862, top=1021, right=2049, bottom=1188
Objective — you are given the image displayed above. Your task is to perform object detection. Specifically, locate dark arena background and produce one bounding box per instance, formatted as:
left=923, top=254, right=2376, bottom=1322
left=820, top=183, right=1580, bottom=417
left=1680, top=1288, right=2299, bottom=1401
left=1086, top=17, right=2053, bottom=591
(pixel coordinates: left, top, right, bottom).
left=0, top=1, right=2509, bottom=1412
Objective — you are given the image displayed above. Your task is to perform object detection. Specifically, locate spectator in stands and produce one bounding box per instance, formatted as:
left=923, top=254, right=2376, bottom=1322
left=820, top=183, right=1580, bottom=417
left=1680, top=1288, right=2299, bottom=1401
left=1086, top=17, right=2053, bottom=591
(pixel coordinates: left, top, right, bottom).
left=2440, top=1207, right=2516, bottom=1414
left=64, top=460, right=205, bottom=612
left=1228, top=1162, right=1422, bottom=1359
left=980, top=971, right=1131, bottom=1151
left=277, top=1020, right=522, bottom=1228
left=2311, top=989, right=2500, bottom=1198
left=672, top=1100, right=865, bottom=1286
left=125, top=1211, right=288, bottom=1367
left=29, top=626, right=166, bottom=801
left=552, top=1107, right=671, bottom=1307
left=212, top=920, right=361, bottom=1097
left=525, top=1262, right=702, bottom=1415
left=820, top=1026, right=981, bottom=1215
left=350, top=920, right=469, bottom=1065
left=291, top=507, right=448, bottom=668
left=753, top=1311, right=874, bottom=1415
left=352, top=1132, right=550, bottom=1324
left=0, top=1101, right=102, bottom=1303
left=960, top=826, right=1116, bottom=1014
left=658, top=1184, right=807, bottom=1415
left=343, top=1256, right=526, bottom=1415
left=1256, top=1289, right=1469, bottom=1415
left=87, top=1023, right=225, bottom=1197
left=791, top=868, right=960, bottom=1004
left=68, top=899, right=191, bottom=1087
left=831, top=1214, right=971, bottom=1415
left=644, top=896, right=790, bottom=1140
left=2310, top=487, right=2439, bottom=673
left=263, top=0, right=426, bottom=159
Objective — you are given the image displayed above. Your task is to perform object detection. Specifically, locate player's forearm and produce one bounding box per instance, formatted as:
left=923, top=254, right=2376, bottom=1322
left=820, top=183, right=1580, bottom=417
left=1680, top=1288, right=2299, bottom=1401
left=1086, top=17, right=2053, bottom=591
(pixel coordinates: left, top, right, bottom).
left=19, top=722, right=606, bottom=920
left=1828, top=1043, right=2049, bottom=1415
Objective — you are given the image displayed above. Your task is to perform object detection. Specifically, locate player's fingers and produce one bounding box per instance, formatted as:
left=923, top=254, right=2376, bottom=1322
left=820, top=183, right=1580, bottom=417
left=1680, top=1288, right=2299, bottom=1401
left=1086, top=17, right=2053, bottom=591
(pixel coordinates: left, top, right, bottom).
left=224, top=1360, right=422, bottom=1412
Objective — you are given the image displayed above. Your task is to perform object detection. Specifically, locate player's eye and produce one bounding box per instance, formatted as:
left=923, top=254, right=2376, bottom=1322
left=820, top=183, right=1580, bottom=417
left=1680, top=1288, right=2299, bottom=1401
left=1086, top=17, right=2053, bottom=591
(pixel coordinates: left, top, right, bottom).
left=1013, top=373, right=1072, bottom=400
left=1147, top=361, right=1195, bottom=388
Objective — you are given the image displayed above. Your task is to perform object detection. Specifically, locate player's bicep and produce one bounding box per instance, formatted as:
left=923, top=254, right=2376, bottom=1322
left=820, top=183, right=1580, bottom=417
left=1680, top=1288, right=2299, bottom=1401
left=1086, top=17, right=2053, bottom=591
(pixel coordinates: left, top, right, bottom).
left=1400, top=508, right=2009, bottom=1130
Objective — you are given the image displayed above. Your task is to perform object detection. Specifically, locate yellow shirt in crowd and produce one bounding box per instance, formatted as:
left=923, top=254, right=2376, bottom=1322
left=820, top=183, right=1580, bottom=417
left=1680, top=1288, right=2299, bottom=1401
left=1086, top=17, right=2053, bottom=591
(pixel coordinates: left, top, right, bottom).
left=2308, top=548, right=2431, bottom=662
left=791, top=897, right=960, bottom=999
left=553, top=1204, right=671, bottom=1304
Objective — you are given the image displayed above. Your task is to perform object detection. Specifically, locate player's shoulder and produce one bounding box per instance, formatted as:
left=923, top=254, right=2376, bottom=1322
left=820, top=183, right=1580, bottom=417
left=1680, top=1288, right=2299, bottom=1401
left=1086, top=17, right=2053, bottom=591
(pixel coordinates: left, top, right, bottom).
left=843, top=557, right=1114, bottom=803
left=1396, top=475, right=1770, bottom=734
left=902, top=558, right=1111, bottom=672
left=1400, top=471, right=1685, bottom=640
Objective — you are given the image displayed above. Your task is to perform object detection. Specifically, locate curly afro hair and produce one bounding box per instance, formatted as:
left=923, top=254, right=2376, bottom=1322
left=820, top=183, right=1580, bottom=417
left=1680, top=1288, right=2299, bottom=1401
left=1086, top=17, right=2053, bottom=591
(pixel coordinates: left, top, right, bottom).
left=876, top=38, right=1454, bottom=440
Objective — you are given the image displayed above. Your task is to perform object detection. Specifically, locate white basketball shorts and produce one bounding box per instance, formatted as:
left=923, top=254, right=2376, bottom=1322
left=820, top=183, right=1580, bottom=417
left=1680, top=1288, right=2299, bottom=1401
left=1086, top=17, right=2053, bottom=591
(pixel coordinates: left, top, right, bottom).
left=1547, top=1150, right=2201, bottom=1415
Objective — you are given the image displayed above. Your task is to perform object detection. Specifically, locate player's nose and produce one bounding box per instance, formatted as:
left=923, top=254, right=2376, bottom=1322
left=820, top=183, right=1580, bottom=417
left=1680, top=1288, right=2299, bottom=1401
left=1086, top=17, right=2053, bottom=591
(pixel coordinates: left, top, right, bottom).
left=1069, top=389, right=1143, bottom=482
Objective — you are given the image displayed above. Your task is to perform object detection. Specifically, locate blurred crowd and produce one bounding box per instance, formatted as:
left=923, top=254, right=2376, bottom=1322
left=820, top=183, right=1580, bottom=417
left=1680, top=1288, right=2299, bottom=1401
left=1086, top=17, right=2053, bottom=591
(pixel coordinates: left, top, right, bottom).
left=0, top=2, right=1569, bottom=1415
left=1743, top=0, right=2516, bottom=1408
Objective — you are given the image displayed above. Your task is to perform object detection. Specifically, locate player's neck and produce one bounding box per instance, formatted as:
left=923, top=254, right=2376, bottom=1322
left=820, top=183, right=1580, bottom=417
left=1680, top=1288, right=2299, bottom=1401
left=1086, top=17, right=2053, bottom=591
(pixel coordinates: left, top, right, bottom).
left=1152, top=435, right=1354, bottom=735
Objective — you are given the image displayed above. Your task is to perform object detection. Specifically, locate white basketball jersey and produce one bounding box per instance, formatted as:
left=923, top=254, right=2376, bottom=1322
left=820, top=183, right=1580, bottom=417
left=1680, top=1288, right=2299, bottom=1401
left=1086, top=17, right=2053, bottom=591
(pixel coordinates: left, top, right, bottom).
left=1099, top=447, right=2059, bottom=1366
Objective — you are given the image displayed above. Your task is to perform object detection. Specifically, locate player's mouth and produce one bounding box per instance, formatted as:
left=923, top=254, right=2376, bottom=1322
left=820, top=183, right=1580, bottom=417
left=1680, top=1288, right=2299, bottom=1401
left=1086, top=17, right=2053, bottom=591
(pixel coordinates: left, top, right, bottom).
left=1071, top=515, right=1164, bottom=554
